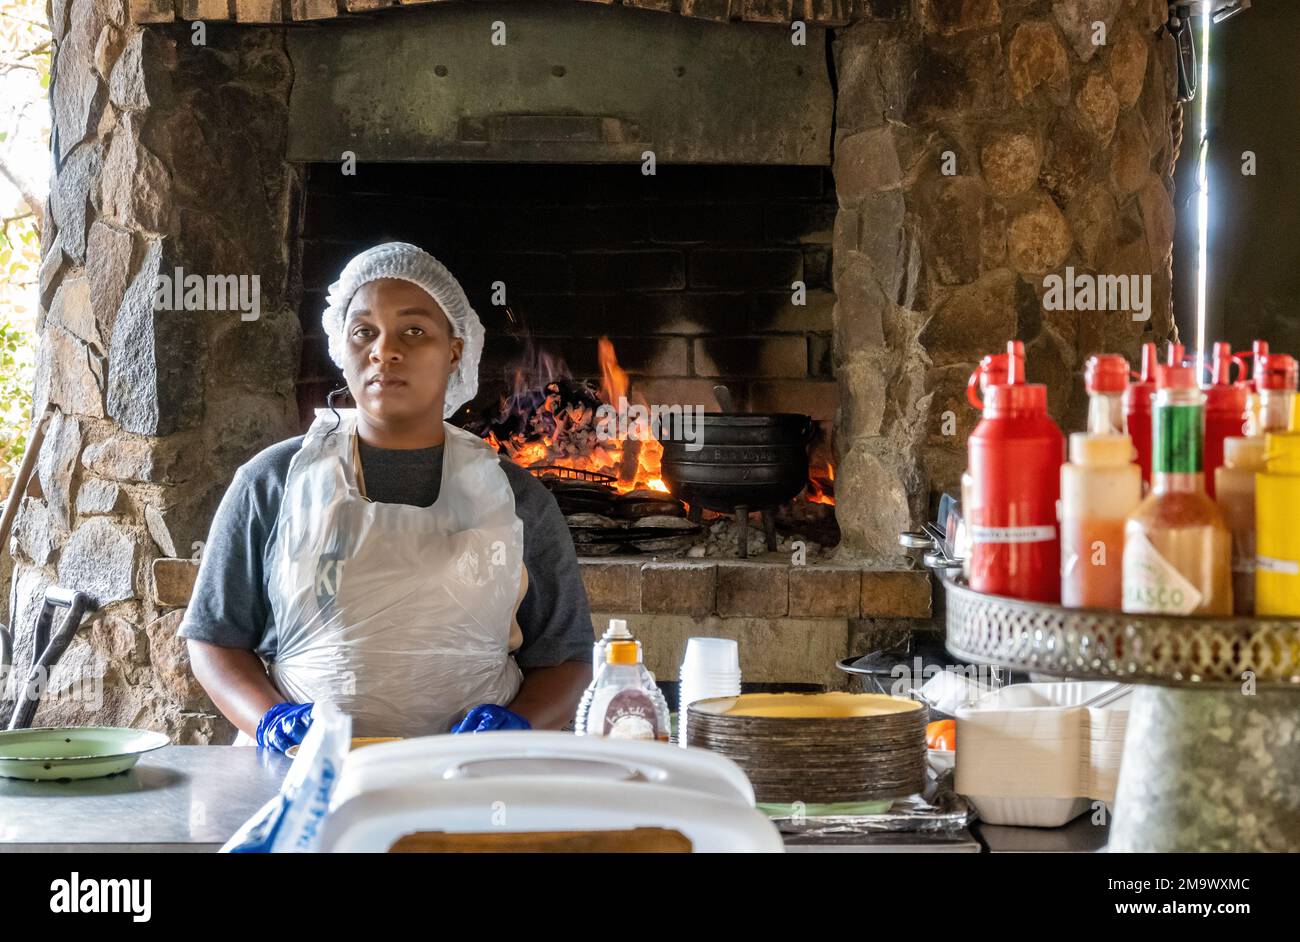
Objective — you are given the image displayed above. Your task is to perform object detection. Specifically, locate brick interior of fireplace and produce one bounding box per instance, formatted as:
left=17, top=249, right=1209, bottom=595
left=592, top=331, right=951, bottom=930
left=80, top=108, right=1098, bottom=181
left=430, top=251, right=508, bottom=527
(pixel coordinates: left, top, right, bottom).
left=296, top=163, right=838, bottom=474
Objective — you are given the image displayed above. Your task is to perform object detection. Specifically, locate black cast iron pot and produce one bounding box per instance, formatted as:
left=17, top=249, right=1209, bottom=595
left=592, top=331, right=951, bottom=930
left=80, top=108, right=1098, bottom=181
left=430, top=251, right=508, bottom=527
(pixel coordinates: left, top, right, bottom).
left=656, top=412, right=815, bottom=513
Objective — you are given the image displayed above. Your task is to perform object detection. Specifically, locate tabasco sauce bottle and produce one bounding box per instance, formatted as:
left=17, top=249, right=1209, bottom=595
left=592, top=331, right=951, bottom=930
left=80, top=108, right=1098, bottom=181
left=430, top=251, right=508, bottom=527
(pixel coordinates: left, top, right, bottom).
left=1122, top=364, right=1233, bottom=616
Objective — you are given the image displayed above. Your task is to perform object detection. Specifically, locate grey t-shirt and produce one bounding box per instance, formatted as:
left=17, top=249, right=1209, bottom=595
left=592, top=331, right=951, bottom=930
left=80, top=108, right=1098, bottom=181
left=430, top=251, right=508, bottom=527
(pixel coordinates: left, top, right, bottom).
left=178, top=435, right=595, bottom=670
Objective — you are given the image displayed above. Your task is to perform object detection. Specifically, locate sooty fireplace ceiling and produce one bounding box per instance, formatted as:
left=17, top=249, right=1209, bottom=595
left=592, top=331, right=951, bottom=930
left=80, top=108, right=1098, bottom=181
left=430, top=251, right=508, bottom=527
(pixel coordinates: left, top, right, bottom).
left=284, top=2, right=834, bottom=165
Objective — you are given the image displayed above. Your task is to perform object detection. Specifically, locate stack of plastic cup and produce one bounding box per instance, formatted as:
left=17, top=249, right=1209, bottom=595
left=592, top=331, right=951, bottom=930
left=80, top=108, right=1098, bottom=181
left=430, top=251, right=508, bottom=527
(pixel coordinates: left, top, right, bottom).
left=678, top=637, right=741, bottom=747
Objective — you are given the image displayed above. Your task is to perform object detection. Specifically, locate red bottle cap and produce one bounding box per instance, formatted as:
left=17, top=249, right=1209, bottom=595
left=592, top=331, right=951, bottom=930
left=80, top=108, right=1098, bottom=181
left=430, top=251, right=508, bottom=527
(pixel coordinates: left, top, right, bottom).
left=1123, top=342, right=1158, bottom=417
left=1085, top=355, right=1129, bottom=394
left=985, top=383, right=1048, bottom=415
left=1156, top=364, right=1197, bottom=391
left=1257, top=353, right=1299, bottom=392
left=1167, top=342, right=1186, bottom=367
left=1233, top=340, right=1270, bottom=393
left=1209, top=342, right=1235, bottom=387
left=1139, top=342, right=1158, bottom=382
left=966, top=341, right=1027, bottom=410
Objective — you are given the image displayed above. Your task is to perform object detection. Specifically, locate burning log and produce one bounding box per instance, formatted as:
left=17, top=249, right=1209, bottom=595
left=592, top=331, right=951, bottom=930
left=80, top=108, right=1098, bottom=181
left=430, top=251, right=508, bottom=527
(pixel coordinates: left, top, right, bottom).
left=467, top=334, right=668, bottom=495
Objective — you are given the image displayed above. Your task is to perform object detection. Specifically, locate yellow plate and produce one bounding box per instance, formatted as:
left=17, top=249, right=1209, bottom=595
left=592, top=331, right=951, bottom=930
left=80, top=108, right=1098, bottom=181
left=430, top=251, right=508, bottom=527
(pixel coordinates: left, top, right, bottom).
left=691, top=692, right=923, bottom=719
left=284, top=736, right=402, bottom=758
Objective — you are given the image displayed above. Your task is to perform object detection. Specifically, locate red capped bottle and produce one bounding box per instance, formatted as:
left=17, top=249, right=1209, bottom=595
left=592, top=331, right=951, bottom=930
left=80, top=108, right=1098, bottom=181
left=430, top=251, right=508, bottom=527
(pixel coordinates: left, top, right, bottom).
left=1124, top=343, right=1158, bottom=487
left=1202, top=342, right=1248, bottom=499
left=967, top=341, right=1066, bottom=603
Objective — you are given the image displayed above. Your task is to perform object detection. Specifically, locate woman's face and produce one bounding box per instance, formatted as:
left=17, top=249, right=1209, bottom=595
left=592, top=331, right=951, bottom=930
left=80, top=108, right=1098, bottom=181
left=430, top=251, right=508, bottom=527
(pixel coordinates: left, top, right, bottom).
left=342, top=278, right=463, bottom=425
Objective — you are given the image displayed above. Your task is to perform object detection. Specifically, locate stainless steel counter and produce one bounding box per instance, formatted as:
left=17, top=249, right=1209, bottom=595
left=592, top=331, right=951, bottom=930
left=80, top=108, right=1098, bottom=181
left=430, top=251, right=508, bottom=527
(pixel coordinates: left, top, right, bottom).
left=0, top=744, right=1107, bottom=853
left=0, top=745, right=291, bottom=852
left=977, top=814, right=1109, bottom=853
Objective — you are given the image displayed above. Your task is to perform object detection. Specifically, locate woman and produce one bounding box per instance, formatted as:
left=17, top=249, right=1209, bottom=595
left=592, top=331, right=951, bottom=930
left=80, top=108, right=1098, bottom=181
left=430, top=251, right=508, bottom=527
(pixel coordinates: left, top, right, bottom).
left=180, top=243, right=594, bottom=751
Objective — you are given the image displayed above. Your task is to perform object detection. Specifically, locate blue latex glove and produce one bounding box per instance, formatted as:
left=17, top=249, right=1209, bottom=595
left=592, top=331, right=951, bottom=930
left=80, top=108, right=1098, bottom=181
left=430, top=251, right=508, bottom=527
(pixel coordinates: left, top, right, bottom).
left=256, top=701, right=315, bottom=752
left=450, top=704, right=531, bottom=734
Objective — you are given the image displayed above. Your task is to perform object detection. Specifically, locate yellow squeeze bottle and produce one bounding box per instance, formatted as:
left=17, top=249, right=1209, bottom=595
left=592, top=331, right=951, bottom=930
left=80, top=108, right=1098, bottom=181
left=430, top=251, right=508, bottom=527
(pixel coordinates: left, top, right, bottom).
left=1256, top=432, right=1300, bottom=616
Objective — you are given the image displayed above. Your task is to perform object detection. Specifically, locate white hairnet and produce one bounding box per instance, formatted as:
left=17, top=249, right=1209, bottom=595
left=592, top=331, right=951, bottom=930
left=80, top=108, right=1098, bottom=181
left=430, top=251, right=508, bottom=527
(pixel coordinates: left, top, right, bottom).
left=322, top=242, right=483, bottom=418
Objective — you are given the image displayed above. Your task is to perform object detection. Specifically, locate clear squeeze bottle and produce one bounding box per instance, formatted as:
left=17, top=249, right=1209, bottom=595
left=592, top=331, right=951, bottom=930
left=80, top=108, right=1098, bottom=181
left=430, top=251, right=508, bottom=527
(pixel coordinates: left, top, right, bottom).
left=574, top=618, right=634, bottom=736
left=967, top=341, right=1066, bottom=603
left=1122, top=364, right=1233, bottom=616
left=1256, top=353, right=1297, bottom=435
left=1215, top=435, right=1266, bottom=615
left=579, top=640, right=671, bottom=741
left=1061, top=355, right=1142, bottom=609
left=1202, top=342, right=1248, bottom=499
left=1233, top=340, right=1271, bottom=432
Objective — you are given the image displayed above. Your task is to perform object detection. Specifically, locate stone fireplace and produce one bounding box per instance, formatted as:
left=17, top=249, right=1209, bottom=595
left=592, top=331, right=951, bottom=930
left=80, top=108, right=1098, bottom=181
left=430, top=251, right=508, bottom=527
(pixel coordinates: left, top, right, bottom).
left=297, top=162, right=839, bottom=477
left=10, top=0, right=1181, bottom=737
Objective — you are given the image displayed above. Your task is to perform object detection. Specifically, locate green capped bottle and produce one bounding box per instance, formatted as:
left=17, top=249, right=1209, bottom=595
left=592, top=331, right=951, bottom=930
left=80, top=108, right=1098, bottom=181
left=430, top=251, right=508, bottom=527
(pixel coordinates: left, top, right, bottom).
left=1122, top=363, right=1233, bottom=616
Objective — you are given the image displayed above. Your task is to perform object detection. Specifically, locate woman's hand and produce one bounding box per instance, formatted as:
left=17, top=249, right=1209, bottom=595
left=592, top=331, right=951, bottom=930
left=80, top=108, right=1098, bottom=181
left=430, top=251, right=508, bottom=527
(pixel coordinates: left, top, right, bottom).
left=187, top=639, right=287, bottom=741
left=256, top=702, right=316, bottom=751
left=449, top=704, right=531, bottom=734
left=506, top=662, right=593, bottom=730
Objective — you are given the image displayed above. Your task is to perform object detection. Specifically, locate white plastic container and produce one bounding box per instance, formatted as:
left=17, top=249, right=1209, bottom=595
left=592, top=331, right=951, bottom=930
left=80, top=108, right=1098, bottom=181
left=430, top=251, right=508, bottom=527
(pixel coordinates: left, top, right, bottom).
left=317, top=732, right=783, bottom=852
left=955, top=682, right=1130, bottom=827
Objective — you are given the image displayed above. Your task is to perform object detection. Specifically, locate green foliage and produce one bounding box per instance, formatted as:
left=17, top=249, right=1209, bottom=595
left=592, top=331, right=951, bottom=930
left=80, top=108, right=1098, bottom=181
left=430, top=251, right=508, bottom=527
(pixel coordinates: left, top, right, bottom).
left=0, top=0, right=50, bottom=484
left=0, top=315, right=33, bottom=475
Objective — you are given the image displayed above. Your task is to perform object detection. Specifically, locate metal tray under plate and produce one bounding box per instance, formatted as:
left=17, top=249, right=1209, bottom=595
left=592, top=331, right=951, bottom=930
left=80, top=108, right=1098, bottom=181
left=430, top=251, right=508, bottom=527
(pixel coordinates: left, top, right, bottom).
left=943, top=577, right=1300, bottom=689
left=0, top=727, right=170, bottom=781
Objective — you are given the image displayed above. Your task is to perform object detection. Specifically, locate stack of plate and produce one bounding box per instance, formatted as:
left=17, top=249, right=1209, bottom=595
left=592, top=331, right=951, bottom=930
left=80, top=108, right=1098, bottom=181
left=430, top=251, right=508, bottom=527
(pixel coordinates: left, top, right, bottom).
left=686, top=692, right=927, bottom=804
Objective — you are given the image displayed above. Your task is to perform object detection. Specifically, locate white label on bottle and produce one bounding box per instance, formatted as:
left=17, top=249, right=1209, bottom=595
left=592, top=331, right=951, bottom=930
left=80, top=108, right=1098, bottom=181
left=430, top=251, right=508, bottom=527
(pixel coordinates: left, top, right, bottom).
left=1122, top=532, right=1203, bottom=615
left=970, top=525, right=1056, bottom=544
left=1257, top=556, right=1300, bottom=575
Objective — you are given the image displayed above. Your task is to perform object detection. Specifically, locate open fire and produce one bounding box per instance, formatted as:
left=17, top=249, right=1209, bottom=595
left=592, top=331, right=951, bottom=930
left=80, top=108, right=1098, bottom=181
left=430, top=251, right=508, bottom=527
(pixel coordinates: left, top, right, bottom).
left=469, top=335, right=835, bottom=508
left=477, top=338, right=668, bottom=494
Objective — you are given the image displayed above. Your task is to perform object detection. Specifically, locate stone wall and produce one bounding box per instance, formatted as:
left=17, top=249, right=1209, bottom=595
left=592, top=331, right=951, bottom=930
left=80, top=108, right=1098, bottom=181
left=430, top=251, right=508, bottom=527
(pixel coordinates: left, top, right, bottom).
left=830, top=0, right=1180, bottom=558
left=6, top=0, right=300, bottom=738
left=12, top=0, right=1186, bottom=736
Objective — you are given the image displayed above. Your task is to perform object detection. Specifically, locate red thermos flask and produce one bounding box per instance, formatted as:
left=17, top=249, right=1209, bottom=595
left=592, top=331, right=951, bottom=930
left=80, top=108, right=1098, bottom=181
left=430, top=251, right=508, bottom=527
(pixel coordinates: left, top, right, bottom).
left=1202, top=341, right=1247, bottom=499
left=1124, top=343, right=1158, bottom=487
left=967, top=341, right=1066, bottom=603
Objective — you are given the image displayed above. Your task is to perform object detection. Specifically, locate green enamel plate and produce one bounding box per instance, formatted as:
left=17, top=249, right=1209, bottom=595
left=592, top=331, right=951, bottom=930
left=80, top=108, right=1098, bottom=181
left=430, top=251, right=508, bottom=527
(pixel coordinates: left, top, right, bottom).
left=0, top=727, right=170, bottom=781
left=757, top=799, right=895, bottom=818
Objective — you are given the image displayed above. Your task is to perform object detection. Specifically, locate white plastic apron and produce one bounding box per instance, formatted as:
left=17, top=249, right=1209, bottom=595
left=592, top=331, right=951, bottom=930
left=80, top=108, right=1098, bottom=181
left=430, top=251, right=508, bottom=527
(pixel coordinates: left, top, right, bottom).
left=233, top=409, right=524, bottom=744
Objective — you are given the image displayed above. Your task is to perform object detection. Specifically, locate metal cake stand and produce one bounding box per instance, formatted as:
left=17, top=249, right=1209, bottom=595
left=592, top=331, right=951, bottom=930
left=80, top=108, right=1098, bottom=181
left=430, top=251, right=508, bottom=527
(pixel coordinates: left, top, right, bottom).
left=942, top=577, right=1300, bottom=852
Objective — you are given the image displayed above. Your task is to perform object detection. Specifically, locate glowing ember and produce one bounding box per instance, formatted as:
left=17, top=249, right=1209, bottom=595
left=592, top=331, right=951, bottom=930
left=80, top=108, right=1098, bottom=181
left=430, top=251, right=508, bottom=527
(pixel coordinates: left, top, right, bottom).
left=473, top=336, right=832, bottom=508
left=474, top=336, right=665, bottom=494
left=806, top=460, right=836, bottom=506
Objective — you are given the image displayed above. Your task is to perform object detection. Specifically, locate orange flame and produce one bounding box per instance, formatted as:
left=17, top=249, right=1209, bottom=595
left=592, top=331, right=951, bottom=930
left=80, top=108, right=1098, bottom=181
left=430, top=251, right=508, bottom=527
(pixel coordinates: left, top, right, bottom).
left=487, top=336, right=665, bottom=494
left=806, top=460, right=836, bottom=506
left=487, top=336, right=830, bottom=509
